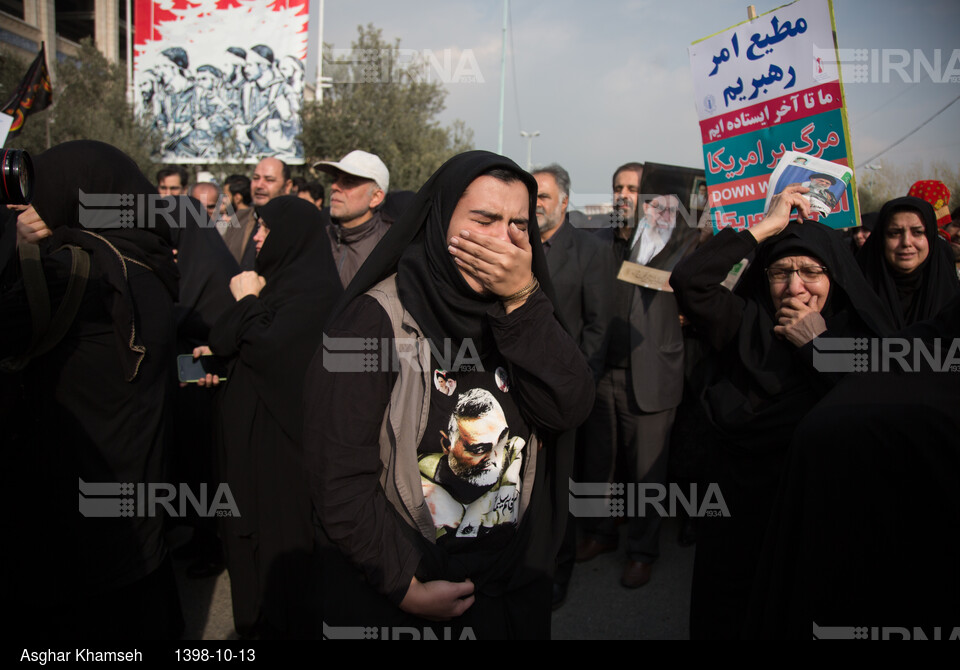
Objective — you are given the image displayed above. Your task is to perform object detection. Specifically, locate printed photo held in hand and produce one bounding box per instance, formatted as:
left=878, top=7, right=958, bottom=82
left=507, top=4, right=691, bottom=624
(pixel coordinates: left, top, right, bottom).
left=764, top=151, right=851, bottom=220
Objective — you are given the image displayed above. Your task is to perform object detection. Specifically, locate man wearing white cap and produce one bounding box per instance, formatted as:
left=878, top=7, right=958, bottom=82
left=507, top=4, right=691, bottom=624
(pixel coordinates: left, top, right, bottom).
left=315, top=150, right=391, bottom=287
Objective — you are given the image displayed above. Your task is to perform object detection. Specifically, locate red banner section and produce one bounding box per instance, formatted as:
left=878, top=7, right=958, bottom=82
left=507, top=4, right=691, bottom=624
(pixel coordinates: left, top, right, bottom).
left=699, top=81, right=843, bottom=145
left=708, top=174, right=770, bottom=208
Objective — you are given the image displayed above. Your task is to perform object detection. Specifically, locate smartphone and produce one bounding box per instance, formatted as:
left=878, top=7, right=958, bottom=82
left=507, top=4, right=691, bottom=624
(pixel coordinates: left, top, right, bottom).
left=177, top=354, right=229, bottom=383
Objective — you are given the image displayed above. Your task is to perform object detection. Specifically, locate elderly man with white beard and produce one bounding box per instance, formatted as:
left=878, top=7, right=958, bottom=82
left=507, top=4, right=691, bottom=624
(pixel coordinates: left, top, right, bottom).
left=577, top=168, right=692, bottom=591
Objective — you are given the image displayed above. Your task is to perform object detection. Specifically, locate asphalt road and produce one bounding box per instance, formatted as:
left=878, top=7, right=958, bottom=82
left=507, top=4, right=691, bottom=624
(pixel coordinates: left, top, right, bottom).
left=171, top=516, right=695, bottom=640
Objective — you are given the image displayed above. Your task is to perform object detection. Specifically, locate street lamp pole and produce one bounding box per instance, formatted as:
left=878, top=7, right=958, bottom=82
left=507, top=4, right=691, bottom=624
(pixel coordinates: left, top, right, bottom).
left=520, top=130, right=540, bottom=171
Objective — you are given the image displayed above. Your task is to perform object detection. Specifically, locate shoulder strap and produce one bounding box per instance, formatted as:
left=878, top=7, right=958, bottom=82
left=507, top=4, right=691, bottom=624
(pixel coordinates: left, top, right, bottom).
left=366, top=274, right=409, bottom=340
left=0, top=243, right=91, bottom=373
left=17, top=242, right=51, bottom=356
left=31, top=245, right=91, bottom=358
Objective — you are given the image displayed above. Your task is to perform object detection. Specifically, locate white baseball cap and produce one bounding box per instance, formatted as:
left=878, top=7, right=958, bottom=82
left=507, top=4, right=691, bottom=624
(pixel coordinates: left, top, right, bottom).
left=314, top=150, right=389, bottom=193
left=195, top=170, right=217, bottom=185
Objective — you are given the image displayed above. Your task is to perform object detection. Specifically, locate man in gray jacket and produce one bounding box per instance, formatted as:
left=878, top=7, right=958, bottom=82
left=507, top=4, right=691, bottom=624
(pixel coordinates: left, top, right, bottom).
left=315, top=150, right=390, bottom=288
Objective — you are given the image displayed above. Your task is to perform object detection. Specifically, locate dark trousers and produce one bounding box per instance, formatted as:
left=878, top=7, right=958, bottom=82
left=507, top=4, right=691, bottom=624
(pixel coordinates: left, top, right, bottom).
left=579, top=368, right=675, bottom=563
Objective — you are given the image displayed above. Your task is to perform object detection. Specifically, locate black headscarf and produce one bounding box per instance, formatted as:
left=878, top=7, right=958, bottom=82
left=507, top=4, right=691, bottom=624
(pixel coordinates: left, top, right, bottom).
left=228, top=195, right=342, bottom=440
left=857, top=196, right=960, bottom=329
left=703, top=221, right=894, bottom=452
left=380, top=190, right=417, bottom=224
left=30, top=140, right=179, bottom=380
left=334, top=150, right=556, bottom=360
left=168, top=196, right=239, bottom=342
left=327, top=152, right=566, bottom=605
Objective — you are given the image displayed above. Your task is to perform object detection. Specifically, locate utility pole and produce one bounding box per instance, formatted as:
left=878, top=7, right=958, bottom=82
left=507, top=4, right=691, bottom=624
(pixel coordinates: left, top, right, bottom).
left=520, top=130, right=540, bottom=170
left=497, top=0, right=507, bottom=154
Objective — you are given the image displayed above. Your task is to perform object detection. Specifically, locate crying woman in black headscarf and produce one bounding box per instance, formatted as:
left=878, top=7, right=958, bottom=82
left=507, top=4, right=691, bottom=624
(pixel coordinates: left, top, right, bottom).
left=303, top=151, right=595, bottom=639
left=2, top=140, right=182, bottom=639
left=856, top=195, right=960, bottom=329
left=670, top=184, right=894, bottom=639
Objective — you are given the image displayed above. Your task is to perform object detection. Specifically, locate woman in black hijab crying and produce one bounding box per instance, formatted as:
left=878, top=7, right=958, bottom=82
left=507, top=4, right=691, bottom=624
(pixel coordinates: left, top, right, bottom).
left=197, top=195, right=342, bottom=638
left=669, top=185, right=894, bottom=639
left=857, top=196, right=960, bottom=329
left=304, top=151, right=595, bottom=639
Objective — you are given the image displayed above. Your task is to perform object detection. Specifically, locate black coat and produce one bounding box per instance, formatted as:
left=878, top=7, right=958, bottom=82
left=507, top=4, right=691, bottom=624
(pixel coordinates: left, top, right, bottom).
left=543, top=220, right=613, bottom=381
left=670, top=222, right=895, bottom=639
left=2, top=141, right=181, bottom=638
left=209, top=196, right=342, bottom=637
left=748, top=295, right=960, bottom=637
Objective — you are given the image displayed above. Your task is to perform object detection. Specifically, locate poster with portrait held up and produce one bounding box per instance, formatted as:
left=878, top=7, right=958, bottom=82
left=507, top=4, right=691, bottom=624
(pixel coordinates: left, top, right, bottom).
left=689, top=0, right=857, bottom=233
left=763, top=151, right=852, bottom=219
left=616, top=162, right=708, bottom=292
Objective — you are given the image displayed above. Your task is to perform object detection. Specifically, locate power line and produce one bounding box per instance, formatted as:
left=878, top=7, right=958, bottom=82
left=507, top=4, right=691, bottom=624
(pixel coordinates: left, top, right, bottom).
left=857, top=93, right=960, bottom=168
left=891, top=139, right=960, bottom=153
left=850, top=84, right=913, bottom=125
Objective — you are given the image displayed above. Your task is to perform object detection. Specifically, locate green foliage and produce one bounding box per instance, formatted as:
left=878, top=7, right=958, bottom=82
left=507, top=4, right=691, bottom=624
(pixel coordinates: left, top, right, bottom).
left=857, top=160, right=960, bottom=215
left=1, top=40, right=160, bottom=175
left=301, top=24, right=475, bottom=192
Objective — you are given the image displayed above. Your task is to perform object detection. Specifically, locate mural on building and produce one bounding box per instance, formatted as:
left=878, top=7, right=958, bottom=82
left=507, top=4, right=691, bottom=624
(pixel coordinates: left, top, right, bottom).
left=134, top=0, right=309, bottom=164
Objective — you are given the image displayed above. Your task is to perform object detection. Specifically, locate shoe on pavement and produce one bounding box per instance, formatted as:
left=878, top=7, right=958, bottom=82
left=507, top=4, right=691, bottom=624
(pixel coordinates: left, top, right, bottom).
left=620, top=560, right=652, bottom=588
left=575, top=538, right=617, bottom=563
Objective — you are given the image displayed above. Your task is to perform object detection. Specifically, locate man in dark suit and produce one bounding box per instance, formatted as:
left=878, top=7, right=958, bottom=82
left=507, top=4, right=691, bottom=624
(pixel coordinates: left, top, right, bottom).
left=532, top=165, right=613, bottom=608
left=577, top=163, right=685, bottom=589
left=534, top=165, right=612, bottom=379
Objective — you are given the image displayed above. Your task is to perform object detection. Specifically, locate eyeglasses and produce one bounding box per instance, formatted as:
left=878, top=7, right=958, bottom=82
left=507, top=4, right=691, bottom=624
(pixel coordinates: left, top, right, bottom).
left=649, top=202, right=678, bottom=215
left=765, top=265, right=828, bottom=284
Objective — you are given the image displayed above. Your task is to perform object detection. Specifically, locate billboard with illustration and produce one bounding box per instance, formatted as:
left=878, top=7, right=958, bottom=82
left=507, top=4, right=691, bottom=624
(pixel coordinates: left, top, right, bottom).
left=134, top=0, right=309, bottom=164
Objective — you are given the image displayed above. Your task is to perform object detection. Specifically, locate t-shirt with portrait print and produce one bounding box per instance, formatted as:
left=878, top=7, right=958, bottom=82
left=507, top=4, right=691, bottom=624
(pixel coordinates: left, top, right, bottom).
left=417, top=353, right=531, bottom=551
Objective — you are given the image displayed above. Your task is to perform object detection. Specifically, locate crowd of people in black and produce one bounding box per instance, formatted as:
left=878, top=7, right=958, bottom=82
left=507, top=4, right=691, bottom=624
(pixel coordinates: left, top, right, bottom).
left=2, top=140, right=958, bottom=640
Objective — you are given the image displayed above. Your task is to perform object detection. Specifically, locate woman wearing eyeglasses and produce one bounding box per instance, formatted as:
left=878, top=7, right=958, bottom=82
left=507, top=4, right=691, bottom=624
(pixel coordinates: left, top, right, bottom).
left=669, top=184, right=893, bottom=639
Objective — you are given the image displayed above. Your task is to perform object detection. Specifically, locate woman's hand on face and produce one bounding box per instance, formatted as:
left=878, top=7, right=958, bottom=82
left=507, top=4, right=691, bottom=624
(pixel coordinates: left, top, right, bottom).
left=750, top=185, right=813, bottom=244
left=229, top=271, right=266, bottom=300
left=13, top=205, right=52, bottom=246
left=447, top=223, right=533, bottom=298
left=774, top=294, right=827, bottom=347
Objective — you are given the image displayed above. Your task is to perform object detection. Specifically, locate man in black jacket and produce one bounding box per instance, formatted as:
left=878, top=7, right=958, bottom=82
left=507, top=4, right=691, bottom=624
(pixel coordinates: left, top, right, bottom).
left=532, top=164, right=613, bottom=606
left=577, top=163, right=686, bottom=589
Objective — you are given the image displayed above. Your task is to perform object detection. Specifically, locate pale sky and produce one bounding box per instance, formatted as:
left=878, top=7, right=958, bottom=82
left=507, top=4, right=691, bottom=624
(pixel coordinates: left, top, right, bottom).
left=314, top=0, right=960, bottom=205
